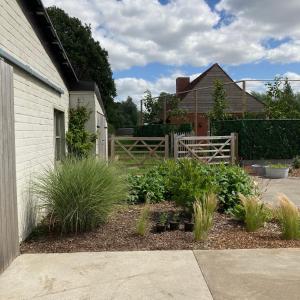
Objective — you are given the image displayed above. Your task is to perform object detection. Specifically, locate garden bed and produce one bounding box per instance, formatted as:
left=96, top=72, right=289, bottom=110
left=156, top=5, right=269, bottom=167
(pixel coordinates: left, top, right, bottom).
left=21, top=201, right=300, bottom=253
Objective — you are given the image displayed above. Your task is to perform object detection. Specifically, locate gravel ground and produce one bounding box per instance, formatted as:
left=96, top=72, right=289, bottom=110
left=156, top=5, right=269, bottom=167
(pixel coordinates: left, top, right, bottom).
left=21, top=202, right=300, bottom=253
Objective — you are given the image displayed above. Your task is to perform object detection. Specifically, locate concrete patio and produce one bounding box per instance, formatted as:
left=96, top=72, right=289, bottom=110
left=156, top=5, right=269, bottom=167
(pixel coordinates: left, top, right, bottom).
left=258, top=177, right=300, bottom=206
left=1, top=249, right=300, bottom=299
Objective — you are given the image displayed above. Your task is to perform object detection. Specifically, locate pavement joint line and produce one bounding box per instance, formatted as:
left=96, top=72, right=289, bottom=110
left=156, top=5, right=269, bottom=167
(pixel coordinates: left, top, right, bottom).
left=192, top=250, right=215, bottom=300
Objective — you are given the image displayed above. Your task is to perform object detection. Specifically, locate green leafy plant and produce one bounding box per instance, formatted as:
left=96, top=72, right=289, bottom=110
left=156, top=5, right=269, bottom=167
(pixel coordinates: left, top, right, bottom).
left=158, top=212, right=168, bottom=225
left=172, top=212, right=180, bottom=222
left=193, top=194, right=217, bottom=241
left=33, top=157, right=128, bottom=234
left=136, top=203, right=150, bottom=236
left=276, top=194, right=300, bottom=240
left=213, top=164, right=254, bottom=212
left=166, top=159, right=216, bottom=211
left=236, top=194, right=269, bottom=232
left=66, top=106, right=97, bottom=158
left=293, top=156, right=300, bottom=169
left=268, top=164, right=289, bottom=169
left=127, top=167, right=166, bottom=203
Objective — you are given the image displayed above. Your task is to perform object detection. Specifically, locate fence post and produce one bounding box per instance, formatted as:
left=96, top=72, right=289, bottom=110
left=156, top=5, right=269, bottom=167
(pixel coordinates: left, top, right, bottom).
left=174, top=134, right=178, bottom=159
left=234, top=133, right=239, bottom=163
left=165, top=135, right=169, bottom=159
left=230, top=132, right=237, bottom=165
left=110, top=134, right=115, bottom=160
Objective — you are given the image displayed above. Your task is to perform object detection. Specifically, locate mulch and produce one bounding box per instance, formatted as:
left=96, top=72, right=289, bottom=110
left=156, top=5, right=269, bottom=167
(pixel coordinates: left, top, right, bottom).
left=21, top=202, right=300, bottom=253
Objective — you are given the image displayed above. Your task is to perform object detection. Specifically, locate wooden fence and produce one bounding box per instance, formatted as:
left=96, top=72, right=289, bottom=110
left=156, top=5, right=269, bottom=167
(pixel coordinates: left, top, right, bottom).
left=110, top=135, right=169, bottom=165
left=174, top=133, right=238, bottom=164
left=0, top=60, right=19, bottom=273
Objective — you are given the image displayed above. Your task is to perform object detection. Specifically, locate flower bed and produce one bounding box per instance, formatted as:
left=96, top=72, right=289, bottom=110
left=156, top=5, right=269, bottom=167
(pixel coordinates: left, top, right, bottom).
left=21, top=202, right=300, bottom=253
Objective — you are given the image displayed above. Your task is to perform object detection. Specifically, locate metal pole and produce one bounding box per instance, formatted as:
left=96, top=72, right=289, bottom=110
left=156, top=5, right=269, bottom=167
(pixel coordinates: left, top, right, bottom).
left=195, top=90, right=198, bottom=135
left=163, top=95, right=167, bottom=125
left=242, top=80, right=246, bottom=117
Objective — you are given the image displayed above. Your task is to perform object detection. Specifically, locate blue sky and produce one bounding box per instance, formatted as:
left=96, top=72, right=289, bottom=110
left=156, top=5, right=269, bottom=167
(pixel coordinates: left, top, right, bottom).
left=45, top=0, right=300, bottom=101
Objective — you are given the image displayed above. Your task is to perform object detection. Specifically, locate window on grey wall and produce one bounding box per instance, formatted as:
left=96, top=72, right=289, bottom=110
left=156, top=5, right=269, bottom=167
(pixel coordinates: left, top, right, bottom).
left=54, top=109, right=65, bottom=161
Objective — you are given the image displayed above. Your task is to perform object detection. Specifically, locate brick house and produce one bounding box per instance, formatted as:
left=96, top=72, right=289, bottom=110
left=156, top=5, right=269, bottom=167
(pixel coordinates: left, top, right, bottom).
left=173, top=63, right=264, bottom=135
left=0, top=0, right=107, bottom=271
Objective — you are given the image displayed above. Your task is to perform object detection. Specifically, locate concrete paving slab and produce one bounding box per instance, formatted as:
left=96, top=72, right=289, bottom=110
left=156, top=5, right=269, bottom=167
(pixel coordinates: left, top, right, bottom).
left=0, top=251, right=212, bottom=300
left=194, top=248, right=300, bottom=300
left=258, top=177, right=300, bottom=206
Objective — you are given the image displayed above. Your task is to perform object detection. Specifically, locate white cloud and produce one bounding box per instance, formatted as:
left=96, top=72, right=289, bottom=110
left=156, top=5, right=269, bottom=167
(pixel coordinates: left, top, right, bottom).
left=43, top=0, right=300, bottom=71
left=115, top=71, right=200, bottom=103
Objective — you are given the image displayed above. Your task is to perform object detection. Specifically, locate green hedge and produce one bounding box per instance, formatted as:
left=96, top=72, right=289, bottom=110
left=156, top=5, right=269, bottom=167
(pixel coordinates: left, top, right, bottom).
left=134, top=123, right=192, bottom=137
left=212, top=119, right=300, bottom=159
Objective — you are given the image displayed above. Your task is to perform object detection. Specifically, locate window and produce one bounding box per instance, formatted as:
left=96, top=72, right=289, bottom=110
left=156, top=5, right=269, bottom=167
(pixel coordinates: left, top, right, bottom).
left=54, top=109, right=65, bottom=161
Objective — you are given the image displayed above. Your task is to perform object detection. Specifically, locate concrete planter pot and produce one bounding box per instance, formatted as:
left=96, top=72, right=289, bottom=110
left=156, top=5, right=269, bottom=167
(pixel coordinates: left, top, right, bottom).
left=251, top=164, right=268, bottom=176
left=265, top=166, right=289, bottom=179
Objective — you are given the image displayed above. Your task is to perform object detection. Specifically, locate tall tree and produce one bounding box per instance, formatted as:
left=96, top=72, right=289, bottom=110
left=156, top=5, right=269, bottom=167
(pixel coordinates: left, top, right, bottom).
left=209, top=79, right=228, bottom=120
left=113, top=96, right=138, bottom=129
left=142, top=90, right=186, bottom=124
left=264, top=77, right=300, bottom=119
left=47, top=7, right=117, bottom=125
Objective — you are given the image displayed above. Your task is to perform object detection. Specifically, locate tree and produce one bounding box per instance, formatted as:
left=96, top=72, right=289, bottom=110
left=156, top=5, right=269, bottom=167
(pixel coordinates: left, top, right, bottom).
left=47, top=7, right=117, bottom=125
left=113, top=96, right=138, bottom=129
left=66, top=106, right=97, bottom=158
left=264, top=77, right=300, bottom=119
left=142, top=90, right=186, bottom=124
left=209, top=80, right=228, bottom=120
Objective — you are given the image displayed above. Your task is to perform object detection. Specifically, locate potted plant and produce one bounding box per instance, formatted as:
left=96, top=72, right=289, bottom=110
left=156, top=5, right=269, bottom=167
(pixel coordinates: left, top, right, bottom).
left=156, top=212, right=168, bottom=233
left=251, top=160, right=268, bottom=176
left=169, top=212, right=180, bottom=231
left=184, top=215, right=194, bottom=232
left=265, top=164, right=290, bottom=179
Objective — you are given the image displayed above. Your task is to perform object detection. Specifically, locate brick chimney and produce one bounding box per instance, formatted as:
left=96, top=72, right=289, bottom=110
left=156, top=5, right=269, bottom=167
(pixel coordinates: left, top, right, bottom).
left=176, top=77, right=190, bottom=94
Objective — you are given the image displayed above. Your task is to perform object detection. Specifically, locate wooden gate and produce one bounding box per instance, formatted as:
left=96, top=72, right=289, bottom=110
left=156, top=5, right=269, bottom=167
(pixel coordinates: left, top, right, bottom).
left=110, top=135, right=169, bottom=165
left=0, top=60, right=19, bottom=273
left=174, top=133, right=237, bottom=164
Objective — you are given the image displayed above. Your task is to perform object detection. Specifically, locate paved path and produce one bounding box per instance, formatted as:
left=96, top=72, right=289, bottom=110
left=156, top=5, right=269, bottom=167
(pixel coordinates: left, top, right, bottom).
left=1, top=249, right=300, bottom=299
left=194, top=249, right=300, bottom=300
left=257, top=177, right=300, bottom=206
left=0, top=251, right=212, bottom=300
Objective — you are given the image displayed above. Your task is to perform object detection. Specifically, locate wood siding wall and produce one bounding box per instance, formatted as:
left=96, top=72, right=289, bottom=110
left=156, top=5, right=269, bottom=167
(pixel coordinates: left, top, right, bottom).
left=179, top=64, right=264, bottom=113
left=0, top=60, right=19, bottom=273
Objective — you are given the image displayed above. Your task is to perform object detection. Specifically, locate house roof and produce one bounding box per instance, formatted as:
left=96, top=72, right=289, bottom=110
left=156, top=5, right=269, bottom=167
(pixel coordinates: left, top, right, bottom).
left=181, top=63, right=265, bottom=107
left=18, top=0, right=107, bottom=115
left=19, top=0, right=79, bottom=88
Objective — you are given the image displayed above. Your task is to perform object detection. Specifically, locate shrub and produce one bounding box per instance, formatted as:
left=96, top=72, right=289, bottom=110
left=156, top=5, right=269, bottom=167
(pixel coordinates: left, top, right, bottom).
left=293, top=156, right=300, bottom=169
left=66, top=106, right=97, bottom=158
left=235, top=194, right=269, bottom=232
left=213, top=164, right=254, bottom=212
left=193, top=194, right=217, bottom=241
left=34, top=158, right=128, bottom=233
left=276, top=194, right=300, bottom=240
left=166, top=159, right=216, bottom=211
left=136, top=204, right=150, bottom=236
left=127, top=159, right=255, bottom=212
left=127, top=167, right=166, bottom=203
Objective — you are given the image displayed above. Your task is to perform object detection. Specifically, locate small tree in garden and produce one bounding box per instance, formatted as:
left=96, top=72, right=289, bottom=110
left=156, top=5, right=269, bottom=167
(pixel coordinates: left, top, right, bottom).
left=209, top=79, right=228, bottom=120
left=66, top=105, right=97, bottom=158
